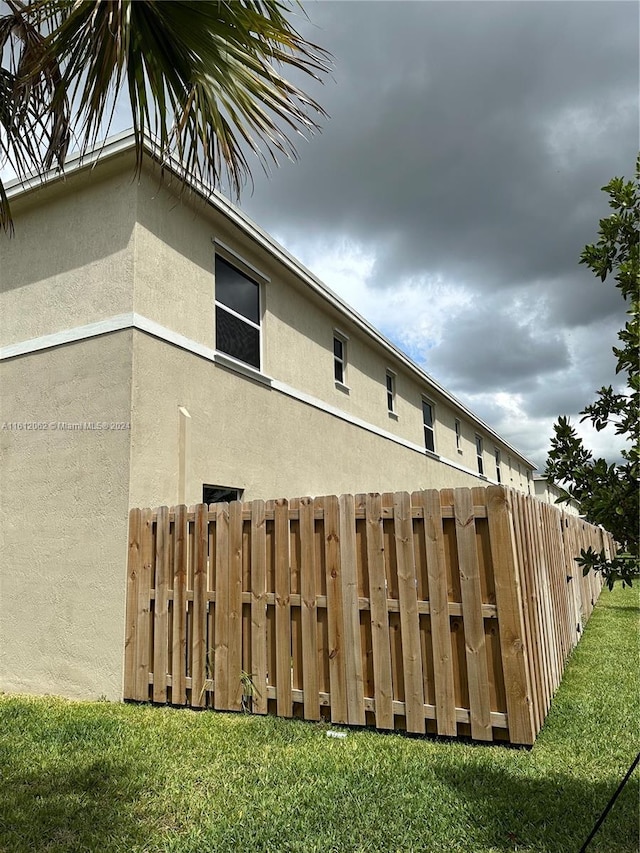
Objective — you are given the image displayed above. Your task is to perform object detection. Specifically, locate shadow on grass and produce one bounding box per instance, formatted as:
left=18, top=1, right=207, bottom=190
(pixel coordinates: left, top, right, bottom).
left=0, top=755, right=157, bottom=853
left=602, top=603, right=640, bottom=614
left=430, top=759, right=639, bottom=853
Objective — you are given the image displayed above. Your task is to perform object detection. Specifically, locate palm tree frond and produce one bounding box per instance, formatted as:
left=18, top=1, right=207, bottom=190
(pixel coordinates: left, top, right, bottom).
left=0, top=0, right=332, bottom=231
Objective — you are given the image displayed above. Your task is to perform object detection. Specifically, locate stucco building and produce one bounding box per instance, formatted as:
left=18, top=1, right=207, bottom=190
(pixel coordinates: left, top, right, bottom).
left=0, top=133, right=537, bottom=700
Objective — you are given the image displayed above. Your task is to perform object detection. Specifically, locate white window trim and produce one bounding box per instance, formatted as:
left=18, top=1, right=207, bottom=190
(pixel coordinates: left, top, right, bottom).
left=213, top=238, right=270, bottom=283
left=454, top=418, right=462, bottom=453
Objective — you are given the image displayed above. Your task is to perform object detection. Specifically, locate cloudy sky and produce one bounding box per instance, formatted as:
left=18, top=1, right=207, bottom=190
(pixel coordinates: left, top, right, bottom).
left=235, top=0, right=638, bottom=470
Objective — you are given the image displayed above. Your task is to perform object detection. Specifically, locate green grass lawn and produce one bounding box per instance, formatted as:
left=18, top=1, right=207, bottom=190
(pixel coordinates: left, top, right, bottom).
left=1, top=584, right=638, bottom=853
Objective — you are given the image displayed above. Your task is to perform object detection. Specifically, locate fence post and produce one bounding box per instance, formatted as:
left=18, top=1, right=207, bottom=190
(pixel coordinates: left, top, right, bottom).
left=486, top=486, right=536, bottom=745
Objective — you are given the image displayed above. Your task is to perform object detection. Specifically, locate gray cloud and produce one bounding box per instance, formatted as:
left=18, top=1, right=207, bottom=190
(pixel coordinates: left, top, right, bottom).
left=239, top=1, right=638, bottom=467
left=425, top=299, right=569, bottom=391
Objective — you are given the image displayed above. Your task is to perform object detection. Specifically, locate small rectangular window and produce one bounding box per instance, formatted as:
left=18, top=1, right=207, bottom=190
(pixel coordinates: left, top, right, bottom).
left=454, top=418, right=461, bottom=451
left=422, top=399, right=435, bottom=453
left=495, top=448, right=502, bottom=483
left=475, top=435, right=484, bottom=475
left=333, top=333, right=347, bottom=386
left=203, top=484, right=243, bottom=505
left=386, top=370, right=396, bottom=414
left=215, top=256, right=261, bottom=369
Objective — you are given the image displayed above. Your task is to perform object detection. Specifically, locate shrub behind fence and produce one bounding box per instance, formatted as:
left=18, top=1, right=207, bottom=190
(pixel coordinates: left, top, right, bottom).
left=124, top=486, right=610, bottom=744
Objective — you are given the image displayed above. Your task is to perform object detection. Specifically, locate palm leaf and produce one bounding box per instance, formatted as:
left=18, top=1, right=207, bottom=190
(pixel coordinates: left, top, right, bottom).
left=0, top=0, right=331, bottom=231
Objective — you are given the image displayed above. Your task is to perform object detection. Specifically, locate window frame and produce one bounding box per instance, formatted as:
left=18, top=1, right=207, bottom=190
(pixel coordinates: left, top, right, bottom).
left=454, top=418, right=462, bottom=452
left=475, top=434, right=484, bottom=475
left=494, top=447, right=502, bottom=484
left=203, top=484, right=244, bottom=505
left=333, top=330, right=349, bottom=391
left=214, top=253, right=263, bottom=371
left=386, top=369, right=397, bottom=415
left=422, top=397, right=436, bottom=454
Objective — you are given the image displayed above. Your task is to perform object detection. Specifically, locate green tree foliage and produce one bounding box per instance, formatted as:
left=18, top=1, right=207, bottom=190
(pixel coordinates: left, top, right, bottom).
left=0, top=0, right=330, bottom=231
left=546, top=157, right=639, bottom=589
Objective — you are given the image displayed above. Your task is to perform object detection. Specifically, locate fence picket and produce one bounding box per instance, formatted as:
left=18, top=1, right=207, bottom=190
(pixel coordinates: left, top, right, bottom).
left=454, top=488, right=492, bottom=741
left=339, top=494, right=366, bottom=726
left=393, top=491, right=425, bottom=734
left=486, top=487, right=535, bottom=745
left=228, top=501, right=244, bottom=711
left=325, top=494, right=348, bottom=724
left=250, top=500, right=268, bottom=714
left=135, top=508, right=154, bottom=702
left=300, top=497, right=320, bottom=720
left=153, top=506, right=170, bottom=703
left=171, top=504, right=188, bottom=706
left=365, top=493, right=394, bottom=729
left=418, top=490, right=457, bottom=737
left=275, top=499, right=293, bottom=717
left=214, top=503, right=230, bottom=710
left=191, top=504, right=208, bottom=708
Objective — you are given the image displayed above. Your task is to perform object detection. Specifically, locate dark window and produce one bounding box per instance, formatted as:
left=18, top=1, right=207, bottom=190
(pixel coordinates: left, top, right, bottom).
left=203, top=484, right=243, bottom=505
left=422, top=400, right=435, bottom=452
left=495, top=448, right=502, bottom=483
left=215, top=256, right=261, bottom=368
left=475, top=435, right=484, bottom=475
left=215, top=257, right=260, bottom=323
left=386, top=371, right=396, bottom=413
left=334, top=336, right=346, bottom=384
left=216, top=309, right=260, bottom=368
left=455, top=418, right=461, bottom=450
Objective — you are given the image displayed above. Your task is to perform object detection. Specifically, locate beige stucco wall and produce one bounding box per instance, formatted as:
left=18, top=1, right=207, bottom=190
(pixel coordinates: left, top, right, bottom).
left=0, top=157, right=137, bottom=347
left=534, top=478, right=580, bottom=516
left=0, top=332, right=133, bottom=700
left=129, top=331, right=499, bottom=508
left=125, top=165, right=534, bottom=488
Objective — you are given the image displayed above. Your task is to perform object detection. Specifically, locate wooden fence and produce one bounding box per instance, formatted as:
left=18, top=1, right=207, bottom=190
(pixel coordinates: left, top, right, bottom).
left=123, top=486, right=612, bottom=745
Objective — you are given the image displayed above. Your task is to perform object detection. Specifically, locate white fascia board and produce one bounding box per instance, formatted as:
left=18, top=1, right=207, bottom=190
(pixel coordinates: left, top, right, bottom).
left=5, top=131, right=537, bottom=470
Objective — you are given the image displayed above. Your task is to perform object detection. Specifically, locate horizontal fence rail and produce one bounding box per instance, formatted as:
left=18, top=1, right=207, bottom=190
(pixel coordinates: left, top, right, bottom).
left=124, top=486, right=611, bottom=745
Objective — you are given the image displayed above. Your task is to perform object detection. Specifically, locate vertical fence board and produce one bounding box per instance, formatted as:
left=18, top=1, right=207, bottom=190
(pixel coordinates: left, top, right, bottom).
left=300, top=497, right=320, bottom=720
left=153, top=506, right=170, bottom=703
left=418, top=489, right=457, bottom=737
left=393, top=492, right=425, bottom=734
left=214, top=503, right=230, bottom=710
left=454, top=488, right=492, bottom=741
left=171, top=505, right=188, bottom=706
left=339, top=494, right=366, bottom=726
left=250, top=500, right=268, bottom=714
left=486, top=487, right=535, bottom=745
left=228, top=501, right=244, bottom=711
left=275, top=499, right=293, bottom=717
left=365, top=493, right=394, bottom=729
left=191, top=504, right=208, bottom=708
left=325, top=494, right=348, bottom=724
left=124, top=509, right=141, bottom=700
left=134, top=508, right=154, bottom=701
